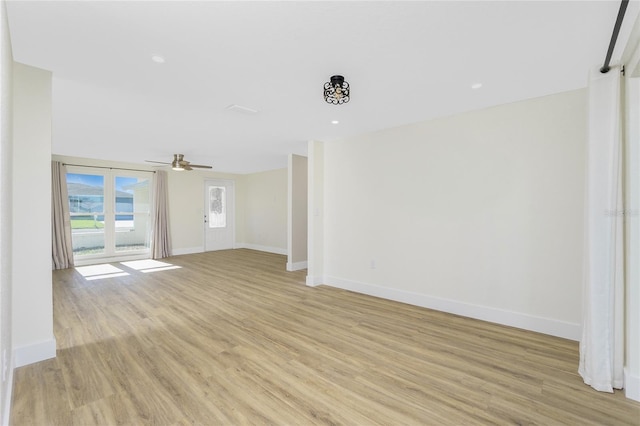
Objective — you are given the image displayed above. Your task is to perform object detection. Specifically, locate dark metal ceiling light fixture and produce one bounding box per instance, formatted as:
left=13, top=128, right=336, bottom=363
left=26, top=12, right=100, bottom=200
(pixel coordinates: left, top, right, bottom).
left=324, top=75, right=350, bottom=105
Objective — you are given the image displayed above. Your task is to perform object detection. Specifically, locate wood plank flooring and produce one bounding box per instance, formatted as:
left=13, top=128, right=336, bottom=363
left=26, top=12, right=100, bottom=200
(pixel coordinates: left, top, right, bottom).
left=11, top=249, right=640, bottom=425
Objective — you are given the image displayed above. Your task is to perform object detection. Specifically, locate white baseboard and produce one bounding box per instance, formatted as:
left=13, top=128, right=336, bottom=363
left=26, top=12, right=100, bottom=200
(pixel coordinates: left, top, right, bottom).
left=171, top=247, right=204, bottom=256
left=625, top=367, right=640, bottom=401
left=322, top=276, right=581, bottom=341
left=173, top=245, right=289, bottom=256
left=236, top=243, right=287, bottom=256
left=14, top=338, right=56, bottom=368
left=2, top=356, right=14, bottom=426
left=305, top=275, right=323, bottom=287
left=287, top=260, right=308, bottom=271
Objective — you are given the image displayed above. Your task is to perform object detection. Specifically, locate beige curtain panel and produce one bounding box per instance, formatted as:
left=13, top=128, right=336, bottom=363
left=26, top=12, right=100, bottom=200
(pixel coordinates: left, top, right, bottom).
left=51, top=161, right=74, bottom=269
left=151, top=170, right=171, bottom=259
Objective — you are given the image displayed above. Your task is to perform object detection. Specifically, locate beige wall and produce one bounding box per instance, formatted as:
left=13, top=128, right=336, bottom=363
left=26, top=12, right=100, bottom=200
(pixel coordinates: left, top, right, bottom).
left=166, top=167, right=246, bottom=255
left=242, top=168, right=288, bottom=254
left=315, top=89, right=586, bottom=339
left=288, top=154, right=307, bottom=269
left=12, top=63, right=55, bottom=366
left=166, top=166, right=289, bottom=255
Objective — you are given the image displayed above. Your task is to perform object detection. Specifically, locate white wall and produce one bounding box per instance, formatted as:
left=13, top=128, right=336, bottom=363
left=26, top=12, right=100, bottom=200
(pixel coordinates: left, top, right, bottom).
left=241, top=168, right=287, bottom=254
left=317, top=89, right=586, bottom=340
left=0, top=1, right=12, bottom=422
left=288, top=154, right=307, bottom=270
left=12, top=63, right=55, bottom=366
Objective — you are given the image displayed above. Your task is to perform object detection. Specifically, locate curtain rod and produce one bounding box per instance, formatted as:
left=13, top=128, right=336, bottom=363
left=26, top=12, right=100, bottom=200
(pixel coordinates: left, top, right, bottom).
left=600, top=0, right=629, bottom=74
left=62, top=163, right=156, bottom=174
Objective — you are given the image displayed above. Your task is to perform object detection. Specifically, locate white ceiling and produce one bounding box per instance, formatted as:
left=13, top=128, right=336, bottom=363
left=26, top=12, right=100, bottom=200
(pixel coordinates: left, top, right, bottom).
left=6, top=1, right=640, bottom=174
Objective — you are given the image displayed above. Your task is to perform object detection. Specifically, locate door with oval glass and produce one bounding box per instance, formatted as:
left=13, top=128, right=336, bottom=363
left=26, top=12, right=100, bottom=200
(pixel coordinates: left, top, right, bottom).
left=204, top=179, right=235, bottom=251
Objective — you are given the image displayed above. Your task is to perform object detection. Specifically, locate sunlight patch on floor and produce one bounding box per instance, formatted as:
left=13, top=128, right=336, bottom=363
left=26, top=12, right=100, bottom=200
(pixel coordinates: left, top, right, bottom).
left=75, top=264, right=130, bottom=281
left=120, top=259, right=182, bottom=273
left=140, top=266, right=182, bottom=273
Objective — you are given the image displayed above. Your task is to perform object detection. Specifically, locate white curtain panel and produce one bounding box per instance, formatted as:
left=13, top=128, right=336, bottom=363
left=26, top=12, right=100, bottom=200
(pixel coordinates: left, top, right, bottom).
left=151, top=170, right=171, bottom=259
left=579, top=66, right=625, bottom=392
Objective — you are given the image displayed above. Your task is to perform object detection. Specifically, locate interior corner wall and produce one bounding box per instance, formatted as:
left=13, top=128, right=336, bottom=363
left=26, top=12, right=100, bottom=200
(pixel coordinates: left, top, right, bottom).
left=321, top=89, right=586, bottom=340
left=306, top=140, right=324, bottom=286
left=288, top=154, right=308, bottom=270
left=0, top=1, right=13, bottom=422
left=12, top=62, right=55, bottom=366
left=241, top=168, right=287, bottom=255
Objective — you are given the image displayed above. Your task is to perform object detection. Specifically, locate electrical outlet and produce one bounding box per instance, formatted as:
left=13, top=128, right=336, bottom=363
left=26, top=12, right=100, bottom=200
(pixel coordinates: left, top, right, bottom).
left=370, top=260, right=376, bottom=270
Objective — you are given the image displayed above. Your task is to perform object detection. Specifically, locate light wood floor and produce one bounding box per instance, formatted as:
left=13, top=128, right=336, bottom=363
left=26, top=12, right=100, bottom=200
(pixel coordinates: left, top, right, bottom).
left=10, top=249, right=640, bottom=425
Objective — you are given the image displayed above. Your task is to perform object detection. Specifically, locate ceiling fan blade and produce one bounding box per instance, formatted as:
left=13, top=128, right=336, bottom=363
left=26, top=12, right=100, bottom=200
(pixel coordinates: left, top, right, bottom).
left=149, top=154, right=210, bottom=171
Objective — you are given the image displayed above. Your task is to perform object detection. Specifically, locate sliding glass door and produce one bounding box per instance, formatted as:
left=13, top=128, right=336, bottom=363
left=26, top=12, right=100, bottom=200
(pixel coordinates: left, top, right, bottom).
left=67, top=172, right=106, bottom=256
left=114, top=176, right=151, bottom=254
left=66, top=167, right=152, bottom=264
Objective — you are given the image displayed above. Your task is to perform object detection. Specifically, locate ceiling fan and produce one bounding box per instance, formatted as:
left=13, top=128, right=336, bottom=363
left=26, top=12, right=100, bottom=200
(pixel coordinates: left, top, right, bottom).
left=145, top=154, right=212, bottom=171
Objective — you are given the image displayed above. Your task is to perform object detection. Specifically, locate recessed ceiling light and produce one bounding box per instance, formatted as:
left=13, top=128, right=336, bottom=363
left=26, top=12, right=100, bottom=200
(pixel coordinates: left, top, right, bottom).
left=471, top=83, right=483, bottom=89
left=331, top=120, right=339, bottom=124
left=151, top=55, right=166, bottom=64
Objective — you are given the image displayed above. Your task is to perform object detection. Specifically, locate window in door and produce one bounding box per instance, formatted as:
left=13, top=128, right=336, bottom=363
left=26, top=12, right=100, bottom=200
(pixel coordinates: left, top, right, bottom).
left=208, top=186, right=226, bottom=228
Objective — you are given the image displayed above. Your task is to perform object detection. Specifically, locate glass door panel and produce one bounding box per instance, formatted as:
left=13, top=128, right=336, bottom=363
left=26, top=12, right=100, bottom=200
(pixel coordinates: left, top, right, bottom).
left=67, top=173, right=105, bottom=256
left=114, top=176, right=151, bottom=252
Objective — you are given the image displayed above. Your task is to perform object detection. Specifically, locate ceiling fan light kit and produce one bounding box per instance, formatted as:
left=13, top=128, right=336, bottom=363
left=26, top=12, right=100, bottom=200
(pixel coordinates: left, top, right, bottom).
left=324, top=75, right=350, bottom=105
left=172, top=154, right=185, bottom=171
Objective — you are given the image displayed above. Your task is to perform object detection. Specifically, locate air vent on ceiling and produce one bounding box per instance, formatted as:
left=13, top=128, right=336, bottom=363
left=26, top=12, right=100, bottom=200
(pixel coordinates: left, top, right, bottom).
left=225, top=104, right=259, bottom=114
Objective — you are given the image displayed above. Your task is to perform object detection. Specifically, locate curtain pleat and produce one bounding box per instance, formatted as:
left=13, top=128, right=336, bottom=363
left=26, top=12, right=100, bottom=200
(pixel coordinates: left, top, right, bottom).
left=51, top=161, right=74, bottom=269
left=151, top=170, right=171, bottom=259
left=579, top=66, right=624, bottom=393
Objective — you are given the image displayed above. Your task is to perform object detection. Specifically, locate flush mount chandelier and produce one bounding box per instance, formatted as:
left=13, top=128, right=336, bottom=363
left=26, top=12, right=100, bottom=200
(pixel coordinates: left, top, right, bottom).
left=324, top=75, right=350, bottom=105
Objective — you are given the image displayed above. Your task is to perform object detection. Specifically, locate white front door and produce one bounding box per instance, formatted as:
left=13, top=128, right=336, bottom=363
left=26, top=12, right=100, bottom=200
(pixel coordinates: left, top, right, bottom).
left=204, top=179, right=235, bottom=251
